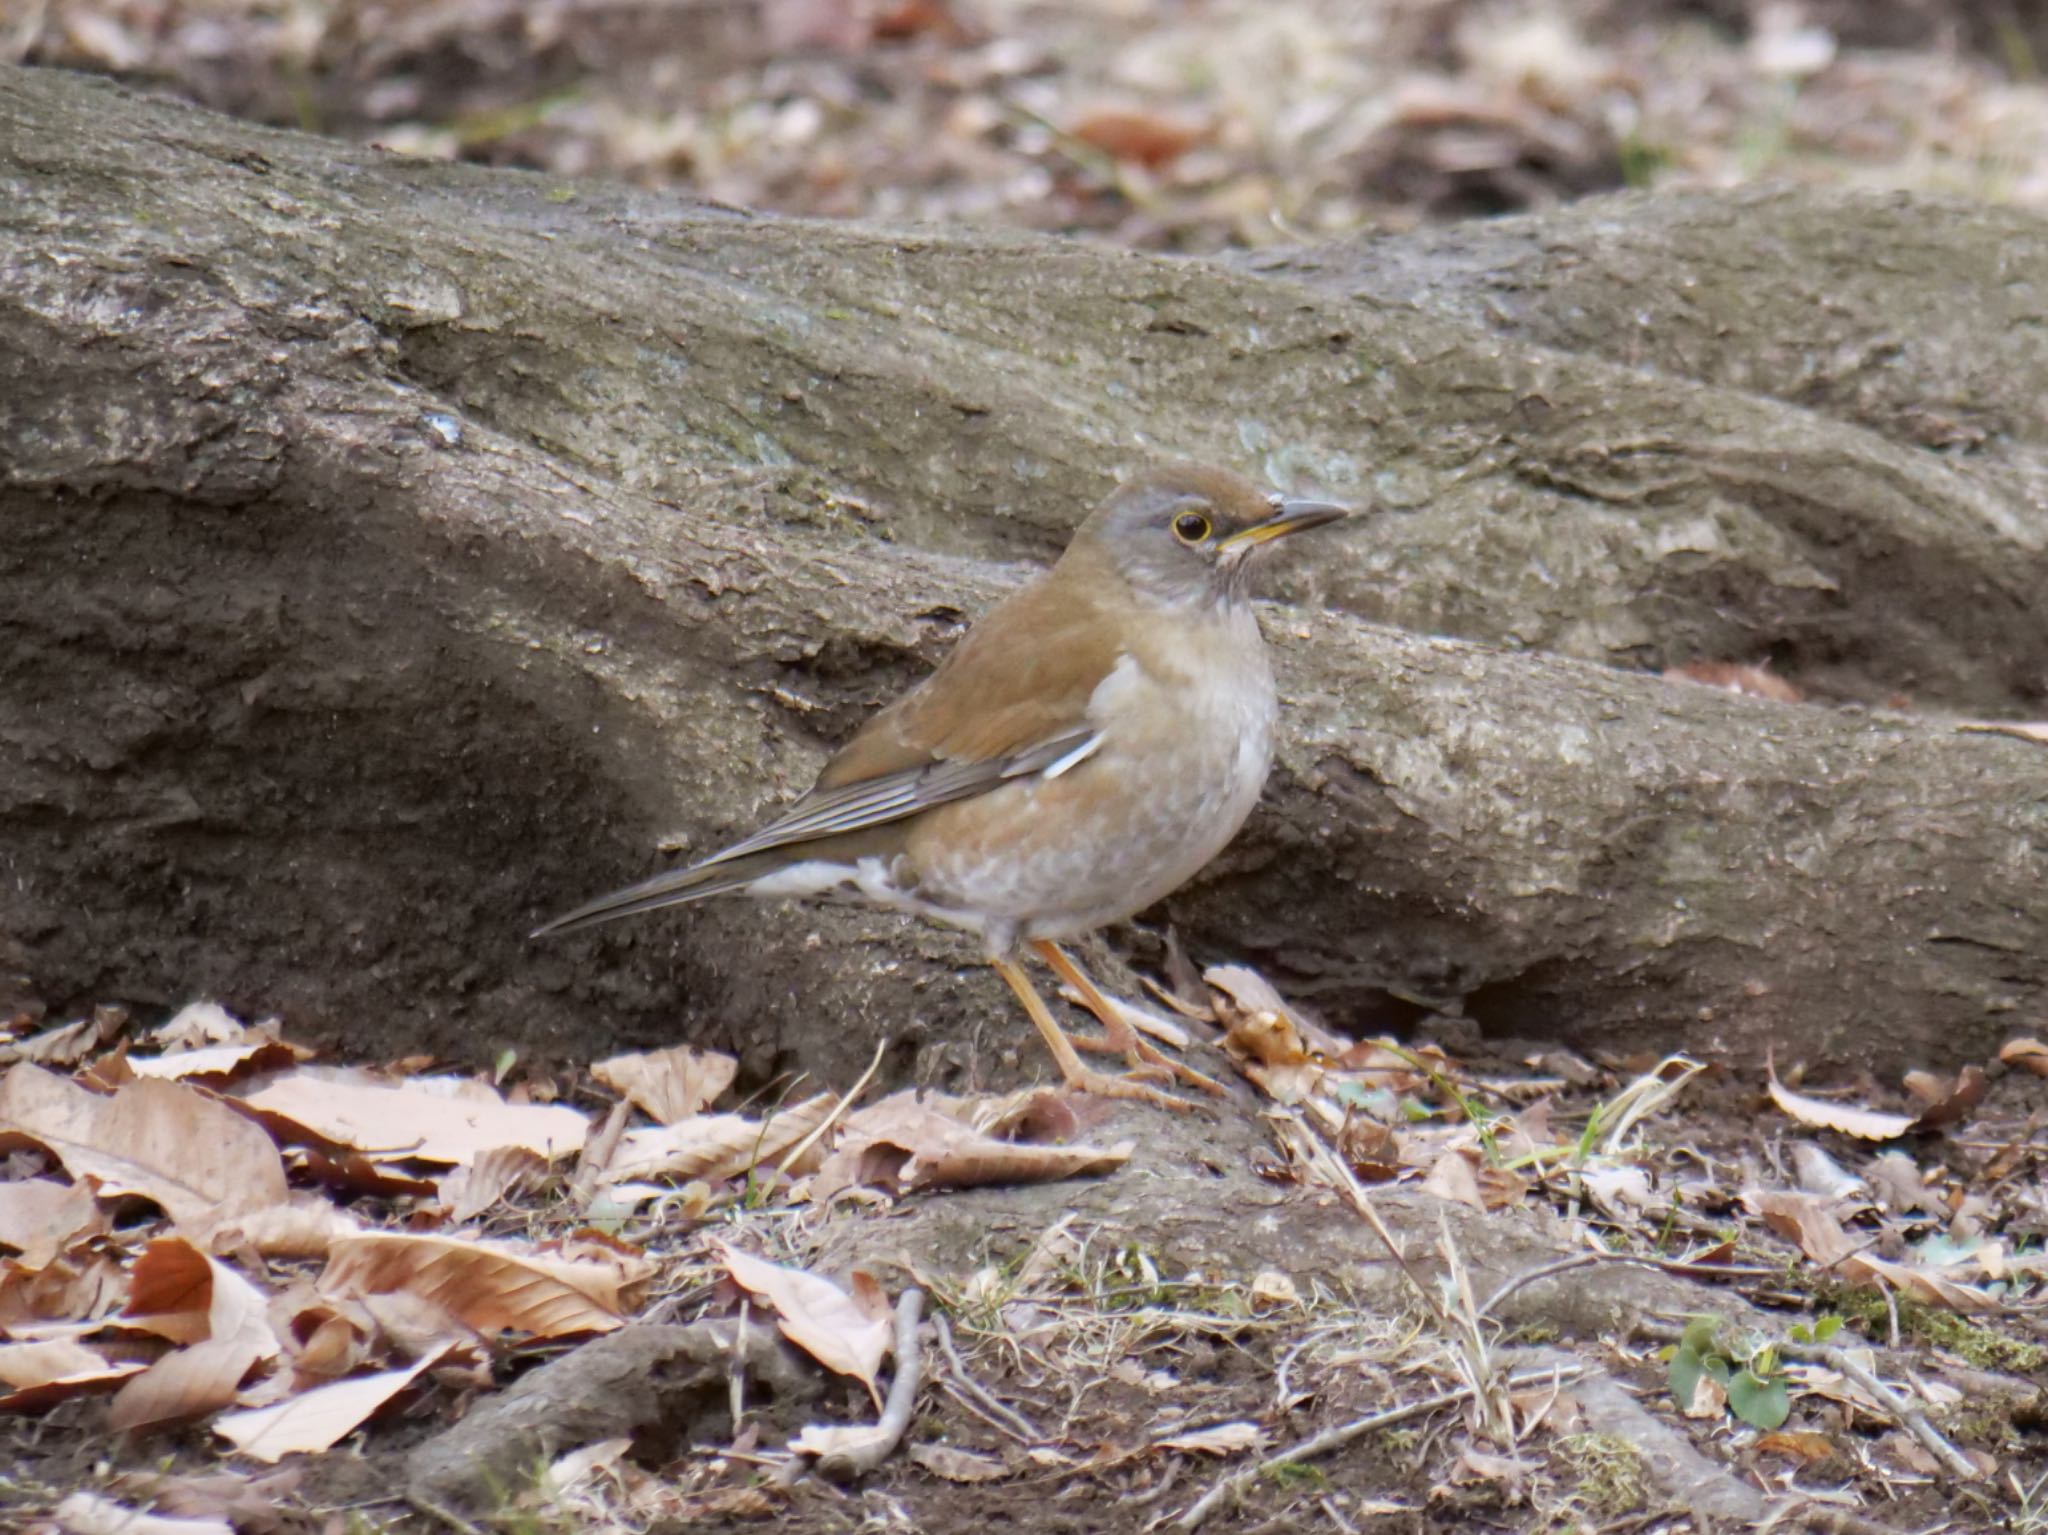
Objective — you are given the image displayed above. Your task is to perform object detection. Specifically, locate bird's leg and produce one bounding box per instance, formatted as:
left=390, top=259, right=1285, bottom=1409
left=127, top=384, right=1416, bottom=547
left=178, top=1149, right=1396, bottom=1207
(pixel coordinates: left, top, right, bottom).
left=990, top=955, right=1198, bottom=1113
left=1031, top=941, right=1230, bottom=1099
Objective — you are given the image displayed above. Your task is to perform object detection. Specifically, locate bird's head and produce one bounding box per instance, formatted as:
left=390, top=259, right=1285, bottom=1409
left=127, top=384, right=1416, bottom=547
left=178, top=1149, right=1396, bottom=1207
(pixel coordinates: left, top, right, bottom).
left=1068, top=463, right=1349, bottom=609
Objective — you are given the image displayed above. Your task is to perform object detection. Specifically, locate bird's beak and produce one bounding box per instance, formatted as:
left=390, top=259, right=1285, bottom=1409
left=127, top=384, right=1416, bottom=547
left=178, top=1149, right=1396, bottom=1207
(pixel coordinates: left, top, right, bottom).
left=1215, top=498, right=1350, bottom=551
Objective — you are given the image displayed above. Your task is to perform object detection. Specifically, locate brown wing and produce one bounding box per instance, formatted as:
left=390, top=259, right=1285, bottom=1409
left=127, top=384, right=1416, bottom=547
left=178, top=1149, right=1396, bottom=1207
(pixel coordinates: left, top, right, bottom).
left=819, top=563, right=1125, bottom=787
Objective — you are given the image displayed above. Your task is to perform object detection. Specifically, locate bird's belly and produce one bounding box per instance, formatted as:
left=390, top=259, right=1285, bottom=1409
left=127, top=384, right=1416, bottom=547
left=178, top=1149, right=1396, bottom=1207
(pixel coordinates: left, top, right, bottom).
left=905, top=687, right=1275, bottom=945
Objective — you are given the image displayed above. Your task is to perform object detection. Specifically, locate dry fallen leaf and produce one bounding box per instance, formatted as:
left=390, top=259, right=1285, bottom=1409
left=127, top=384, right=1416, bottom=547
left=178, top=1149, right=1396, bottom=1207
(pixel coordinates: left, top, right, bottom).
left=210, top=1196, right=364, bottom=1260
left=125, top=1037, right=309, bottom=1087
left=1421, top=1149, right=1485, bottom=1210
left=0, top=1339, right=146, bottom=1411
left=0, top=1007, right=127, bottom=1068
left=437, top=1145, right=549, bottom=1222
left=1764, top=1065, right=1915, bottom=1141
left=600, top=1093, right=839, bottom=1186
left=591, top=1045, right=738, bottom=1124
left=1157, top=1420, right=1266, bottom=1456
left=239, top=1070, right=588, bottom=1165
left=51, top=1490, right=231, bottom=1535
left=714, top=1240, right=890, bottom=1402
left=0, top=1065, right=287, bottom=1235
left=808, top=1092, right=1131, bottom=1203
left=214, top=1344, right=451, bottom=1462
left=108, top=1238, right=283, bottom=1431
left=320, top=1232, right=644, bottom=1339
left=1744, top=1190, right=1994, bottom=1311
left=0, top=1176, right=102, bottom=1268
left=909, top=1443, right=1009, bottom=1482
left=1998, top=1037, right=2048, bottom=1077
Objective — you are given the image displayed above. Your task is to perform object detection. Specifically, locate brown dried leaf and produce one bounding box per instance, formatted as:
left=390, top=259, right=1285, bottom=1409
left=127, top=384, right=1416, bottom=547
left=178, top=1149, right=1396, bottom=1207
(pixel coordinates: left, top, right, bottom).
left=319, top=1232, right=642, bottom=1338
left=0, top=1339, right=145, bottom=1410
left=1744, top=1190, right=1994, bottom=1310
left=124, top=1237, right=277, bottom=1349
left=107, top=1332, right=274, bottom=1433
left=1757, top=1430, right=1838, bottom=1464
left=909, top=1443, right=1010, bottom=1482
left=0, top=1065, right=287, bottom=1234
left=809, top=1092, right=1130, bottom=1202
left=1764, top=1065, right=1914, bottom=1141
left=51, top=1490, right=229, bottom=1535
left=214, top=1345, right=450, bottom=1462
left=714, top=1240, right=889, bottom=1400
left=1157, top=1420, right=1265, bottom=1456
left=148, top=1003, right=247, bottom=1051
left=0, top=1249, right=126, bottom=1334
left=126, top=1038, right=309, bottom=1087
left=0, top=1006, right=127, bottom=1068
left=113, top=1469, right=303, bottom=1531
left=591, top=1045, right=737, bottom=1124
left=210, top=1196, right=364, bottom=1260
left=1998, top=1037, right=2048, bottom=1077
left=1900, top=1066, right=1986, bottom=1133
left=296, top=1148, right=439, bottom=1198
left=0, top=1176, right=102, bottom=1268
left=1420, top=1150, right=1485, bottom=1210
left=600, top=1093, right=839, bottom=1186
left=438, top=1145, right=549, bottom=1222
left=109, top=1237, right=284, bottom=1430
left=238, top=1070, right=588, bottom=1165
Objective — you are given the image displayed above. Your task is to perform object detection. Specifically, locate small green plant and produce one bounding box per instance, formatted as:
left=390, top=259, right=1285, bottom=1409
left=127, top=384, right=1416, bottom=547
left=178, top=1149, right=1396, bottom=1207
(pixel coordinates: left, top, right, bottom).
left=1663, top=1313, right=1837, bottom=1431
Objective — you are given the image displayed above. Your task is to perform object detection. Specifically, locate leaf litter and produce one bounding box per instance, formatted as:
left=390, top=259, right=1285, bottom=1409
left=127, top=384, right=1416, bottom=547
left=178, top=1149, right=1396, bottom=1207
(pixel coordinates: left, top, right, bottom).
left=0, top=969, right=2041, bottom=1531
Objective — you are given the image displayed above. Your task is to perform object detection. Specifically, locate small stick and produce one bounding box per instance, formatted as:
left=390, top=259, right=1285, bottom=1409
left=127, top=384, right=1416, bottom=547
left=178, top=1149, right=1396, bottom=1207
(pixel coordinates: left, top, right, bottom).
left=779, top=1289, right=927, bottom=1485
left=771, top=1035, right=887, bottom=1188
left=933, top=1309, right=1043, bottom=1442
left=1780, top=1339, right=1977, bottom=1482
left=1173, top=1367, right=1585, bottom=1531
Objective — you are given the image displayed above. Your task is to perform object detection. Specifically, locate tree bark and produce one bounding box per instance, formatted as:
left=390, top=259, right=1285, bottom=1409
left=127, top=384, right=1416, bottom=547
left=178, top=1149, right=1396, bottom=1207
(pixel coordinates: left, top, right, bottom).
left=2, top=64, right=2043, bottom=1081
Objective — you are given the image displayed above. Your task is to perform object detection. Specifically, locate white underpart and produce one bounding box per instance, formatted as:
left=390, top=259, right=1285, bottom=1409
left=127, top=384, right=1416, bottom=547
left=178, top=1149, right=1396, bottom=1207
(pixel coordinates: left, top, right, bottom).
left=741, top=856, right=994, bottom=938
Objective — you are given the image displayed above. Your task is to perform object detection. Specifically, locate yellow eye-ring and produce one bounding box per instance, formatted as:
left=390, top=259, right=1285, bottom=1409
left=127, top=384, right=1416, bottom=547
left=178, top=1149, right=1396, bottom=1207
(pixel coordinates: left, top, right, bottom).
left=1172, top=511, right=1212, bottom=545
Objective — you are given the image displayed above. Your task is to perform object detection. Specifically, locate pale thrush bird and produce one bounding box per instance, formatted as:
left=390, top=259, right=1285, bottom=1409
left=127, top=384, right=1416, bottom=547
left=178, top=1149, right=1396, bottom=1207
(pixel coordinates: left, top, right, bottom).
left=537, top=465, right=1347, bottom=1108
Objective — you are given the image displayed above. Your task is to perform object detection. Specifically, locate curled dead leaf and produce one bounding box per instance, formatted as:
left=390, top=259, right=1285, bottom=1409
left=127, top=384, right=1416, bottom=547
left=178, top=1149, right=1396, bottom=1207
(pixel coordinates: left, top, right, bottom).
left=714, top=1240, right=890, bottom=1402
left=214, top=1344, right=451, bottom=1462
left=319, top=1232, right=647, bottom=1338
left=591, top=1044, right=737, bottom=1124
left=0, top=1065, right=287, bottom=1235
left=239, top=1069, right=588, bottom=1165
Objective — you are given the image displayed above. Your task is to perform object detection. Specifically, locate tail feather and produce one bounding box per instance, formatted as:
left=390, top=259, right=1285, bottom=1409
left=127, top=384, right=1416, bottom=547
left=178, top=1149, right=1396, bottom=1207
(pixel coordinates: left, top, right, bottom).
left=530, top=859, right=768, bottom=938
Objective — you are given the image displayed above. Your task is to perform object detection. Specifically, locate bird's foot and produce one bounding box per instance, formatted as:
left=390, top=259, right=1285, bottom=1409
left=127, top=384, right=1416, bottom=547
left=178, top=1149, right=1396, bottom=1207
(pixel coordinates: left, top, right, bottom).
left=1055, top=1061, right=1206, bottom=1114
left=1069, top=1027, right=1230, bottom=1098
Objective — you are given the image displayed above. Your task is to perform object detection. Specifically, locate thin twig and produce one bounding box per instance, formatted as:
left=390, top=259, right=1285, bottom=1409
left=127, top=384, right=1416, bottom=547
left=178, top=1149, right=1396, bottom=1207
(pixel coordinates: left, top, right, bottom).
left=1781, top=1339, right=1977, bottom=1482
left=1173, top=1367, right=1585, bottom=1531
left=779, top=1288, right=927, bottom=1485
left=568, top=1096, right=632, bottom=1207
left=770, top=1034, right=886, bottom=1189
left=933, top=1309, right=1043, bottom=1442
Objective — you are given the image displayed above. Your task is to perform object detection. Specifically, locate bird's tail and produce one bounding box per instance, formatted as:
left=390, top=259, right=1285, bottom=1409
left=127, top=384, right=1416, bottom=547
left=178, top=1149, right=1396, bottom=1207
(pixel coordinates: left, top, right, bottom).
left=530, top=857, right=771, bottom=939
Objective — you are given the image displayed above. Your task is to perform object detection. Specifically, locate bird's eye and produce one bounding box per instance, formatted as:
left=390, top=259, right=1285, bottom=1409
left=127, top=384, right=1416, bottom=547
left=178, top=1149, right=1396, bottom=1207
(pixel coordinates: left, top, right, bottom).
left=1172, top=511, right=1212, bottom=545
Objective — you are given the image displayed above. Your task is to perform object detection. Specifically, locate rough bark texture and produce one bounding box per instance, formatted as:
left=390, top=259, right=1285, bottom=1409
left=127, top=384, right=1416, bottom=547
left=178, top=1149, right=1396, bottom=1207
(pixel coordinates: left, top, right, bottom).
left=3, top=64, right=2044, bottom=1083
